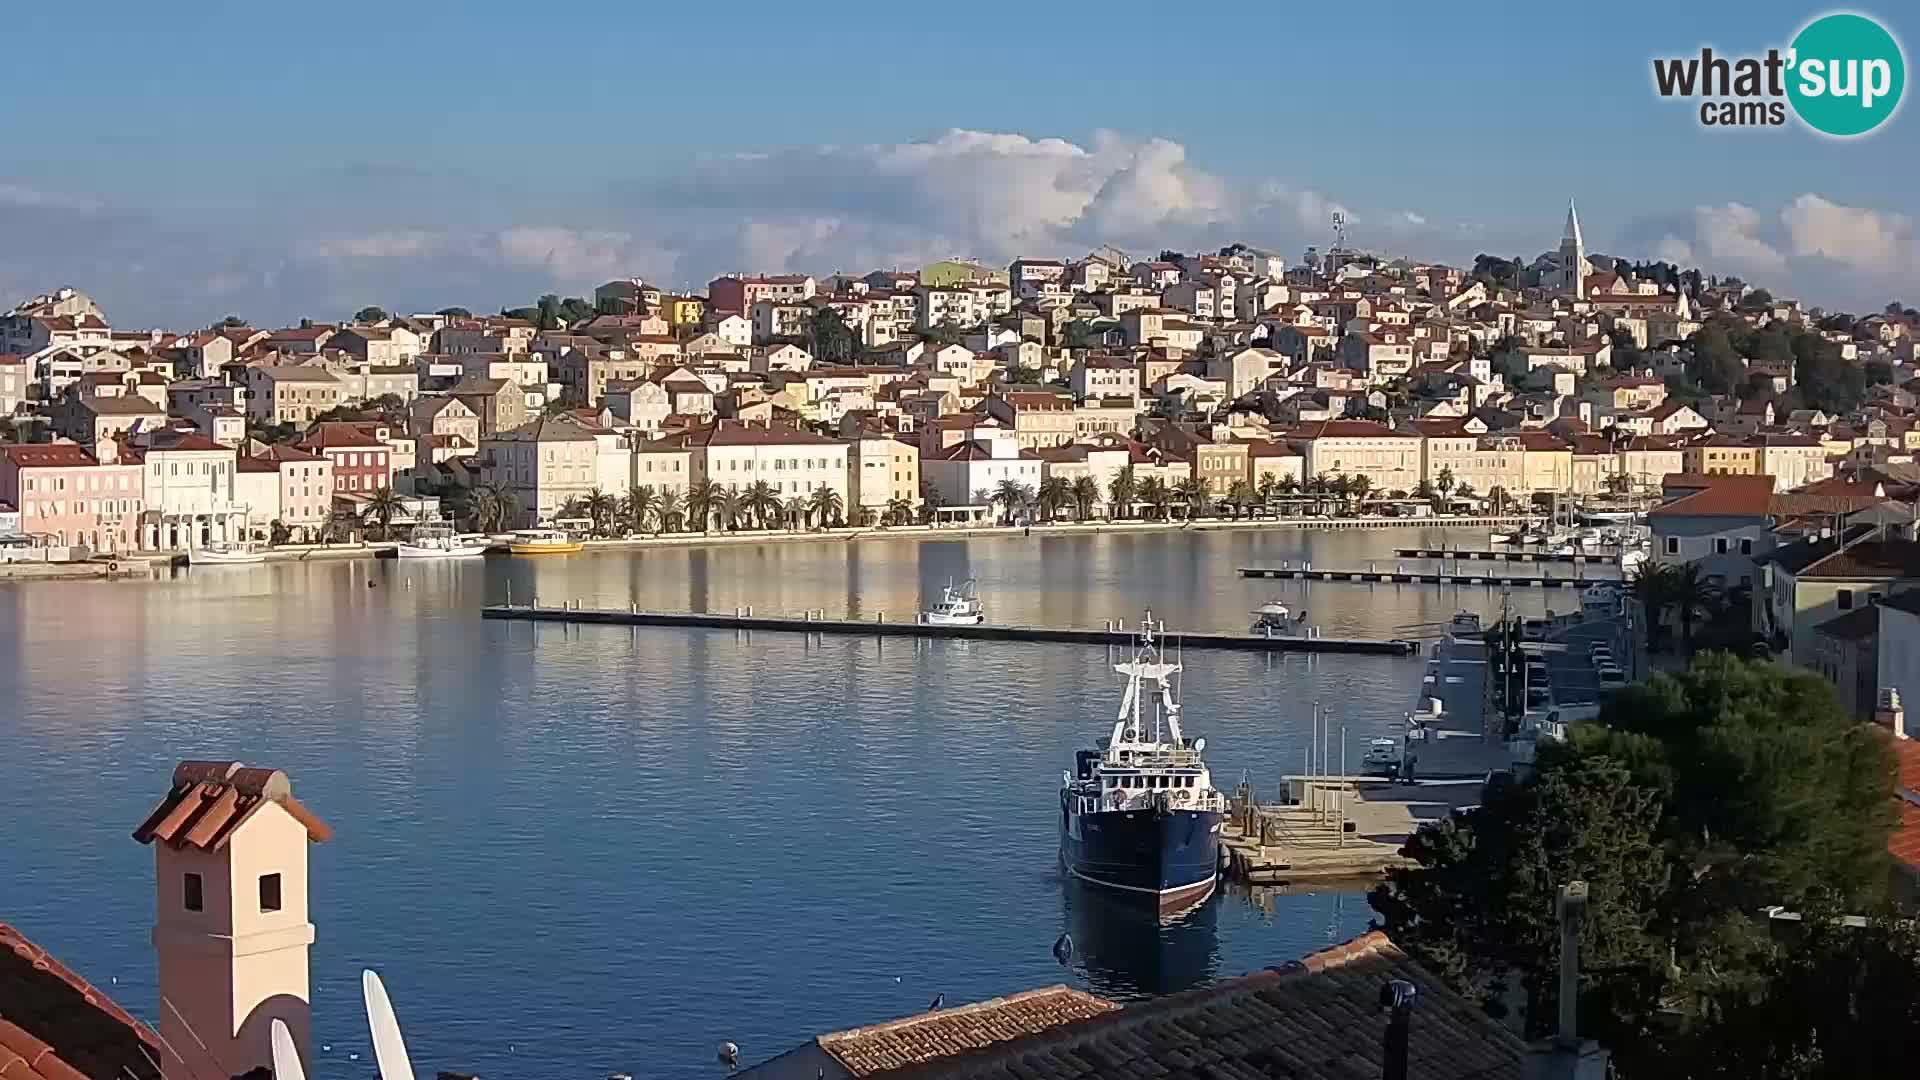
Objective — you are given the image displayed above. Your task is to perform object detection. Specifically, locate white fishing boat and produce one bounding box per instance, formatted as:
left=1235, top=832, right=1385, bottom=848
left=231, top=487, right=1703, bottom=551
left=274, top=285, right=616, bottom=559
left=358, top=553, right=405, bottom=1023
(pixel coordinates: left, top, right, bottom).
left=187, top=541, right=267, bottom=565
left=924, top=577, right=984, bottom=625
left=395, top=522, right=489, bottom=559
left=507, top=528, right=583, bottom=555
left=1617, top=543, right=1649, bottom=578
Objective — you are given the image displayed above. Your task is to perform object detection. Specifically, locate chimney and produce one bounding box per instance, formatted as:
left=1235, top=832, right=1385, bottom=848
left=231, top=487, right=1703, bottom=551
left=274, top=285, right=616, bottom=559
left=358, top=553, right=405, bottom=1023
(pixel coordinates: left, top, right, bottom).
left=1876, top=687, right=1906, bottom=739
left=1378, top=979, right=1416, bottom=1080
left=1524, top=881, right=1609, bottom=1079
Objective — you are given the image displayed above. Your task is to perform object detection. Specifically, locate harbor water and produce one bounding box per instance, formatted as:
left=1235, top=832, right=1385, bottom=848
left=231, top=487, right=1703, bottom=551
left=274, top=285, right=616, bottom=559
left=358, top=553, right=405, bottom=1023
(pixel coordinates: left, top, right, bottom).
left=0, top=526, right=1572, bottom=1078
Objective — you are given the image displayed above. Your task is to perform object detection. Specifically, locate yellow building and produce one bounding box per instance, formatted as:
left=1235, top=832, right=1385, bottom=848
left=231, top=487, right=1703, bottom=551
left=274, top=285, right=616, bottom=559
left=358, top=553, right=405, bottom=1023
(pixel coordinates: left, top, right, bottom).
left=661, top=294, right=707, bottom=329
left=1682, top=436, right=1762, bottom=477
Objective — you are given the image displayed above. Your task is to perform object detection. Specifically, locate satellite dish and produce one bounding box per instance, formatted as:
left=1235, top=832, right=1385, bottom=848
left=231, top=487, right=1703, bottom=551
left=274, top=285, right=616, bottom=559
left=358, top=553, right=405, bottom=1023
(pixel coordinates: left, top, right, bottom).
left=1193, top=737, right=1207, bottom=752
left=362, top=970, right=418, bottom=1080
left=270, top=1020, right=307, bottom=1080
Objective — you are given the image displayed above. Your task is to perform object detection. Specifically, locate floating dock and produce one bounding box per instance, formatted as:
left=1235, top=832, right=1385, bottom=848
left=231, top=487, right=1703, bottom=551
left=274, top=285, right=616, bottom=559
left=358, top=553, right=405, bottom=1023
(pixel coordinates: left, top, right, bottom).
left=1393, top=548, right=1614, bottom=565
left=1237, top=566, right=1615, bottom=588
left=480, top=604, right=1420, bottom=655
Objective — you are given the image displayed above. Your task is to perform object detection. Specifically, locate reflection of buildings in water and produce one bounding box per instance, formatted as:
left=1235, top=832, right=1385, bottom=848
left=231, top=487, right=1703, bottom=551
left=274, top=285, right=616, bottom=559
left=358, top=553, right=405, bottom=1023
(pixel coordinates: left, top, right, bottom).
left=1060, top=876, right=1220, bottom=1001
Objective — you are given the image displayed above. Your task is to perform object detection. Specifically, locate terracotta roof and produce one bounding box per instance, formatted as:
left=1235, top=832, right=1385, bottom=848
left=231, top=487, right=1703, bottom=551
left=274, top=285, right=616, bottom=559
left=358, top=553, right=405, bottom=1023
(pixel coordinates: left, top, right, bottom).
left=1786, top=538, right=1920, bottom=580
left=132, top=760, right=331, bottom=851
left=296, top=423, right=387, bottom=450
left=876, top=932, right=1524, bottom=1080
left=1648, top=474, right=1776, bottom=518
left=813, top=986, right=1118, bottom=1077
left=0, top=924, right=162, bottom=1080
left=655, top=420, right=841, bottom=449
left=1285, top=419, right=1417, bottom=440
left=252, top=444, right=324, bottom=465
left=1886, top=737, right=1920, bottom=869
left=0, top=445, right=99, bottom=469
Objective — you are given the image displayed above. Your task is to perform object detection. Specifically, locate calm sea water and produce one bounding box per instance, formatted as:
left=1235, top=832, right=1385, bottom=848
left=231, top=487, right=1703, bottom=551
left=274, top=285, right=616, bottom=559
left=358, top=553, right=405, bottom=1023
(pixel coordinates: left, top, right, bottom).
left=0, top=527, right=1568, bottom=1078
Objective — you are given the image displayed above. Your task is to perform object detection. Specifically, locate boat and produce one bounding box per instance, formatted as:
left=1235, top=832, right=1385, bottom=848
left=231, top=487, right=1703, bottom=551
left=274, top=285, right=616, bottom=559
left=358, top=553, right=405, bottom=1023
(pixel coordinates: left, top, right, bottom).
left=1060, top=615, right=1227, bottom=909
left=1363, top=737, right=1402, bottom=777
left=395, top=522, right=490, bottom=559
left=507, top=528, right=583, bottom=555
left=1616, top=543, right=1649, bottom=578
left=1447, top=611, right=1483, bottom=639
left=923, top=578, right=984, bottom=625
left=187, top=541, right=267, bottom=565
left=1489, top=531, right=1516, bottom=544
left=1248, top=599, right=1297, bottom=633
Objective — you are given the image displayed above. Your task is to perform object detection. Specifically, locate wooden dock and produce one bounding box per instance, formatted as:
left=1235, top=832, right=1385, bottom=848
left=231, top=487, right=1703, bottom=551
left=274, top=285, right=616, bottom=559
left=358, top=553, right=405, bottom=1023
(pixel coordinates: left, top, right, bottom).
left=480, top=604, right=1420, bottom=655
left=1393, top=548, right=1614, bottom=565
left=1237, top=566, right=1614, bottom=589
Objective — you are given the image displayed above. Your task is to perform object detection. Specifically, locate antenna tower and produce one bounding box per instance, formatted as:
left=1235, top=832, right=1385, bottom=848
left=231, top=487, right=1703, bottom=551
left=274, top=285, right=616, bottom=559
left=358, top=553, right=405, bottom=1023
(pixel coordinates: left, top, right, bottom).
left=1330, top=211, right=1347, bottom=280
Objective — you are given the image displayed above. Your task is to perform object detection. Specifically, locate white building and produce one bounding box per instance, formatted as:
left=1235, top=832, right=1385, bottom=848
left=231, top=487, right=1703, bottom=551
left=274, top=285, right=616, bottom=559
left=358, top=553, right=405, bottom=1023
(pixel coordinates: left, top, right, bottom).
left=920, top=426, right=1043, bottom=512
left=657, top=419, right=852, bottom=507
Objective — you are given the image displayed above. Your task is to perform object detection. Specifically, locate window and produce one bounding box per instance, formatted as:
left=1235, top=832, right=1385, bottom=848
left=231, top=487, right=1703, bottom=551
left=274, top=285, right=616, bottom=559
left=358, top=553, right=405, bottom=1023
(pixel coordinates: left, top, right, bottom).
left=1664, top=537, right=1679, bottom=556
left=1838, top=589, right=1855, bottom=611
left=1740, top=538, right=1753, bottom=555
left=184, top=872, right=203, bottom=912
left=1715, top=538, right=1729, bottom=554
left=259, top=873, right=282, bottom=912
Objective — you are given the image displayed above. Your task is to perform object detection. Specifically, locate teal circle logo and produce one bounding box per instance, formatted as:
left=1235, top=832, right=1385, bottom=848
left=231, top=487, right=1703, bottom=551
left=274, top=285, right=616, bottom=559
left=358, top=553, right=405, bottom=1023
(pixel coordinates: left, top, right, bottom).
left=1787, top=13, right=1905, bottom=136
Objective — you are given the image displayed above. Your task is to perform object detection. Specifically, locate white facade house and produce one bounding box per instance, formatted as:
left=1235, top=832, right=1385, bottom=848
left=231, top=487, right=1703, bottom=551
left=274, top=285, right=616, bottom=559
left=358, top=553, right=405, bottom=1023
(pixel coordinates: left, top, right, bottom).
left=920, top=427, right=1043, bottom=511
left=656, top=420, right=851, bottom=508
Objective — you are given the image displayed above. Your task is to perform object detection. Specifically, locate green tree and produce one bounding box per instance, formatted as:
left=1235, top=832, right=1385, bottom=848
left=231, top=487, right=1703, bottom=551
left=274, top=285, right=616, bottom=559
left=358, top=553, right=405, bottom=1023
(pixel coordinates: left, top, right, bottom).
left=808, top=307, right=862, bottom=363
left=685, top=479, right=718, bottom=532
left=993, top=478, right=1032, bottom=525
left=436, top=307, right=473, bottom=318
left=1687, top=321, right=1746, bottom=396
left=1370, top=754, right=1671, bottom=1045
left=268, top=520, right=292, bottom=547
left=714, top=486, right=746, bottom=531
left=808, top=485, right=844, bottom=527
left=1630, top=561, right=1675, bottom=651
left=1255, top=473, right=1280, bottom=516
left=1226, top=478, right=1256, bottom=520
left=353, top=306, right=389, bottom=324
left=1139, top=477, right=1173, bottom=521
left=744, top=479, right=782, bottom=529
left=883, top=496, right=915, bottom=526
left=1435, top=466, right=1456, bottom=502
left=1034, top=476, right=1071, bottom=523
left=1667, top=563, right=1723, bottom=656
left=1173, top=476, right=1208, bottom=519
left=784, top=496, right=810, bottom=530
left=361, top=487, right=405, bottom=540
left=1347, top=473, right=1374, bottom=507
left=653, top=489, right=683, bottom=534
left=582, top=488, right=618, bottom=537
left=918, top=480, right=943, bottom=524
left=1069, top=476, right=1100, bottom=522
left=1107, top=466, right=1137, bottom=521
left=622, top=485, right=658, bottom=535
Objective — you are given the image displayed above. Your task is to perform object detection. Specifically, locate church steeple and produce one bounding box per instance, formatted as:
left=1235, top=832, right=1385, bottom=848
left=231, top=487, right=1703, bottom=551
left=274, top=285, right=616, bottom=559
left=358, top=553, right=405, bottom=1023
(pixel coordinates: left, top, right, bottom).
left=1559, top=199, right=1587, bottom=300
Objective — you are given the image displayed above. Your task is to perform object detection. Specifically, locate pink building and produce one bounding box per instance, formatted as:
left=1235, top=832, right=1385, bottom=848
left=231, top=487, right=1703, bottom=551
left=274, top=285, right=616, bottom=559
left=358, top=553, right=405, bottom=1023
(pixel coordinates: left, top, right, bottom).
left=0, top=441, right=145, bottom=551
left=247, top=444, right=335, bottom=540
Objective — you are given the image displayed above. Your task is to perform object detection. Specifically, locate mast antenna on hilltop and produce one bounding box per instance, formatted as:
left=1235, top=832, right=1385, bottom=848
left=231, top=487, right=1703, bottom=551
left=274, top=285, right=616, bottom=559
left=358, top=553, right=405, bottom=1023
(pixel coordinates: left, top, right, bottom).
left=1331, top=211, right=1347, bottom=280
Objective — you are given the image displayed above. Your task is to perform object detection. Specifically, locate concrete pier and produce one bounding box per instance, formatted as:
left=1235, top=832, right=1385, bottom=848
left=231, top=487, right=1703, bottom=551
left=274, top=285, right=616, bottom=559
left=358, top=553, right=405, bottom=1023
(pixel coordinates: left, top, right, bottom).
left=480, top=604, right=1422, bottom=655
left=1392, top=548, right=1614, bottom=564
left=1237, top=566, right=1618, bottom=588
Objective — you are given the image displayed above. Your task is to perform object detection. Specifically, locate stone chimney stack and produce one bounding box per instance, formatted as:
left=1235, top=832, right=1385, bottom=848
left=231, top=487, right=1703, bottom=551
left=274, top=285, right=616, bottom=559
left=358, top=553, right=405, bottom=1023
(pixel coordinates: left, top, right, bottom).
left=133, top=761, right=332, bottom=1080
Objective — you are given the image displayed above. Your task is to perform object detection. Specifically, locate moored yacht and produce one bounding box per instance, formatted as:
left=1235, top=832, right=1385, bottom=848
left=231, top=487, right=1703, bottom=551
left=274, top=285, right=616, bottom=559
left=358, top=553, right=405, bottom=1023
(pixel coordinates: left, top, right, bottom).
left=1249, top=599, right=1296, bottom=633
left=187, top=541, right=267, bottom=565
left=1060, top=615, right=1226, bottom=909
left=396, top=522, right=490, bottom=559
left=923, top=578, right=984, bottom=625
left=507, top=528, right=583, bottom=555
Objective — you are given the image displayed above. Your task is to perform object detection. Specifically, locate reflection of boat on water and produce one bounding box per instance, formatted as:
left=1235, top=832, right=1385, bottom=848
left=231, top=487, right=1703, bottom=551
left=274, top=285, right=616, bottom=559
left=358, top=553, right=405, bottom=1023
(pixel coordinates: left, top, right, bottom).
left=1059, top=873, right=1220, bottom=1000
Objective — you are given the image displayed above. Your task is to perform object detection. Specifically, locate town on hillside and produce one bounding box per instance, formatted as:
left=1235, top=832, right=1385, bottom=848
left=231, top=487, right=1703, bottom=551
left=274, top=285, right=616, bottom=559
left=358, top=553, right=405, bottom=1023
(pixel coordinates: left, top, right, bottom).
left=0, top=205, right=1916, bottom=559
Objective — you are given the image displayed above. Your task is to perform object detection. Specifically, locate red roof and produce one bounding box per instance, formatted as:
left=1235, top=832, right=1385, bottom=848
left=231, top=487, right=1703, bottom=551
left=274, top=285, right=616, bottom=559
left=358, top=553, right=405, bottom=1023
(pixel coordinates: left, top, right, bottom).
left=0, top=445, right=98, bottom=469
left=296, top=423, right=387, bottom=450
left=1888, top=737, right=1920, bottom=869
left=1649, top=473, right=1777, bottom=518
left=132, top=761, right=331, bottom=852
left=1285, top=419, right=1417, bottom=440
left=0, top=923, right=163, bottom=1080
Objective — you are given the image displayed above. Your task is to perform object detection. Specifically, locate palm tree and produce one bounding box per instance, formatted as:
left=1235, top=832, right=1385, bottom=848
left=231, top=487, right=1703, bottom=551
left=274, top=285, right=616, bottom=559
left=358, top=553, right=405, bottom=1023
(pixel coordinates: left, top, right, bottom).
left=1069, top=476, right=1100, bottom=522
left=919, top=480, right=943, bottom=524
left=653, top=488, right=684, bottom=534
left=1254, top=474, right=1280, bottom=518
left=1669, top=562, right=1722, bottom=656
left=1138, top=477, right=1172, bottom=521
left=808, top=485, right=845, bottom=528
left=1413, top=478, right=1437, bottom=505
left=993, top=478, right=1032, bottom=525
left=1629, top=562, right=1673, bottom=651
left=1173, top=476, right=1207, bottom=520
left=1435, top=466, right=1456, bottom=502
left=623, top=485, right=658, bottom=536
left=1107, top=466, right=1138, bottom=521
left=745, top=480, right=782, bottom=529
left=583, top=488, right=618, bottom=537
left=1035, top=476, right=1071, bottom=523
left=714, top=486, right=747, bottom=531
left=685, top=479, right=717, bottom=532
left=557, top=496, right=590, bottom=523
left=467, top=480, right=515, bottom=532
left=784, top=496, right=810, bottom=530
left=361, top=486, right=405, bottom=540
left=884, top=496, right=915, bottom=526
left=1454, top=481, right=1477, bottom=503
left=1227, top=478, right=1256, bottom=520
left=1347, top=474, right=1374, bottom=510
left=323, top=507, right=361, bottom=544
left=1486, top=485, right=1511, bottom=514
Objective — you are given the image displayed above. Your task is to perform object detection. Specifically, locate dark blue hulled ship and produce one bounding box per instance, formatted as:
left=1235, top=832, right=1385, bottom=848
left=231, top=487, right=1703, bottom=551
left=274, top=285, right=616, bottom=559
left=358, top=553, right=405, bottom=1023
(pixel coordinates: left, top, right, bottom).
left=1060, top=616, right=1226, bottom=911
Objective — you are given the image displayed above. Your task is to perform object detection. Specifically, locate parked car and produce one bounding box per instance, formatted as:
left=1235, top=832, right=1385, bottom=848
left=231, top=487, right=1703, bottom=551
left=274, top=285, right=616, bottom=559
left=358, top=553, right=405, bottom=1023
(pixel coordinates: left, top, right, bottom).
left=1589, top=647, right=1613, bottom=667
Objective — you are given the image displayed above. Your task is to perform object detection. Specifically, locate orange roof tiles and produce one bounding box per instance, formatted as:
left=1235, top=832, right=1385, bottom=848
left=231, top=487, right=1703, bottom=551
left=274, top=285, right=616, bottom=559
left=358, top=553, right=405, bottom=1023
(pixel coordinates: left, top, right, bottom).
left=817, top=986, right=1118, bottom=1077
left=0, top=924, right=162, bottom=1080
left=1649, top=474, right=1776, bottom=518
left=132, top=761, right=330, bottom=852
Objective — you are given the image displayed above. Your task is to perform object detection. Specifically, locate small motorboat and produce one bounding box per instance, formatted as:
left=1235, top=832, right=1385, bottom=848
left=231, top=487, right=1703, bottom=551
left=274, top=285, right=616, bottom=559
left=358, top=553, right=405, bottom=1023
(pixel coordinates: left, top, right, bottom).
left=507, top=528, right=584, bottom=555
left=1448, top=611, right=1483, bottom=638
left=1363, top=737, right=1402, bottom=777
left=1249, top=600, right=1296, bottom=633
left=924, top=578, right=984, bottom=625
left=1489, top=531, right=1516, bottom=544
left=396, top=522, right=490, bottom=559
left=187, top=541, right=267, bottom=565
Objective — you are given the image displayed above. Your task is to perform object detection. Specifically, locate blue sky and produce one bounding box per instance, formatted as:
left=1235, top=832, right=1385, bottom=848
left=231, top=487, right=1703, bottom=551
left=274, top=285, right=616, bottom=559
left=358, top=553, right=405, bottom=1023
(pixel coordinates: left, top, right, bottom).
left=3, top=0, right=1914, bottom=325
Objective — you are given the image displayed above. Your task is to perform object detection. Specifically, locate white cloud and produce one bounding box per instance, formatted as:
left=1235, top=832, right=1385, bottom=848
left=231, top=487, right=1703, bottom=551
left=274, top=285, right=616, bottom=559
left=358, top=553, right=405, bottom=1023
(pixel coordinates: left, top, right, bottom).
left=1399, top=211, right=1428, bottom=227
left=1690, top=202, right=1787, bottom=275
left=1780, top=193, right=1915, bottom=274
left=313, top=230, right=442, bottom=259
